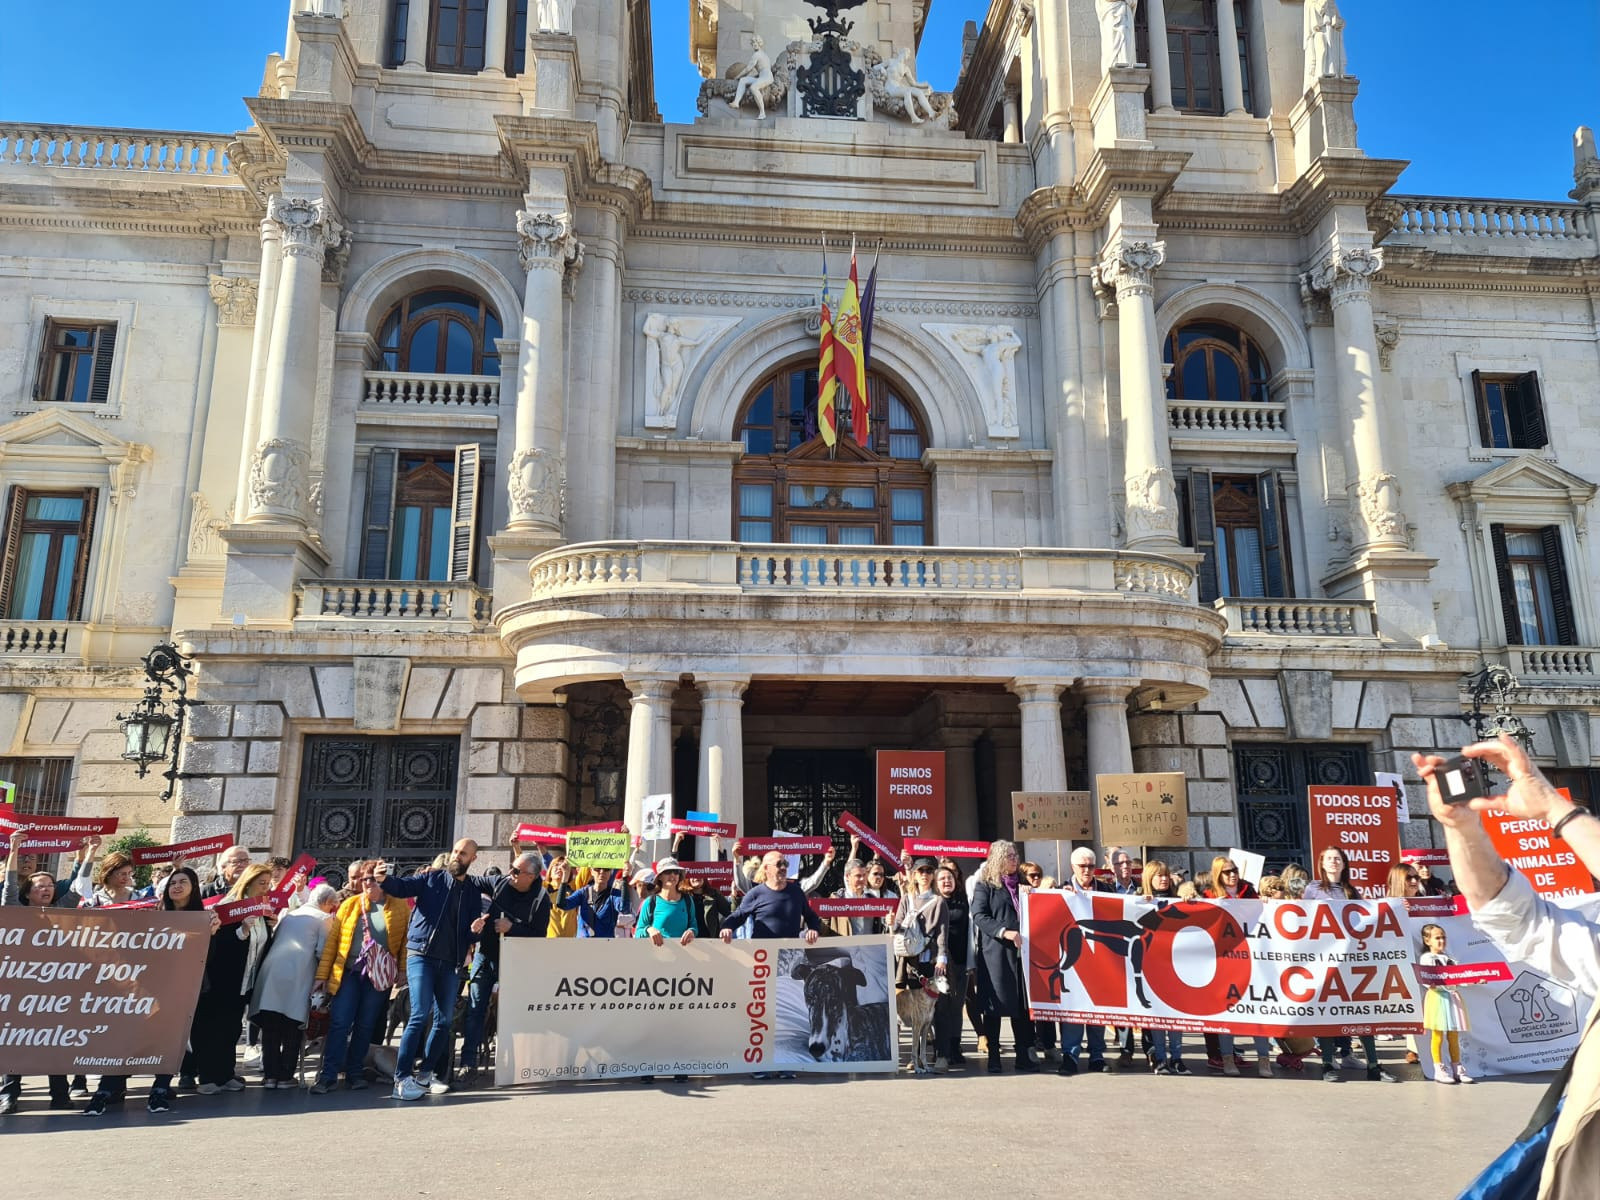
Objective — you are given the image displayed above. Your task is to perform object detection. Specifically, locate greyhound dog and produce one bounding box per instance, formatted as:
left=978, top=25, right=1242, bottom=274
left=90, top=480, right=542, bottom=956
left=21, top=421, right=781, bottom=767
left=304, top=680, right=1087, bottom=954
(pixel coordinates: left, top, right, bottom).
left=895, top=978, right=939, bottom=1074
left=790, top=952, right=892, bottom=1063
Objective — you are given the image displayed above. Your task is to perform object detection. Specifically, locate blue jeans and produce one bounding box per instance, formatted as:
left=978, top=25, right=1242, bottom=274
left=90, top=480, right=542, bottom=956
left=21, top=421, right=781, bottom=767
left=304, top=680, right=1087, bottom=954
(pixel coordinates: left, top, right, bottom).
left=1063, top=1023, right=1106, bottom=1063
left=319, top=973, right=387, bottom=1084
left=1150, top=1028, right=1183, bottom=1063
left=459, top=952, right=497, bottom=1070
left=1219, top=1033, right=1272, bottom=1059
left=396, top=955, right=461, bottom=1081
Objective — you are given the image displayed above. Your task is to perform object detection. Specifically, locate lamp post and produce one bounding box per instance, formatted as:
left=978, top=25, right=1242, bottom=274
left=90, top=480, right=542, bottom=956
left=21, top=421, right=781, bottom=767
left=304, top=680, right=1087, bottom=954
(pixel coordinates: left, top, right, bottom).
left=1458, top=663, right=1535, bottom=754
left=116, top=643, right=197, bottom=802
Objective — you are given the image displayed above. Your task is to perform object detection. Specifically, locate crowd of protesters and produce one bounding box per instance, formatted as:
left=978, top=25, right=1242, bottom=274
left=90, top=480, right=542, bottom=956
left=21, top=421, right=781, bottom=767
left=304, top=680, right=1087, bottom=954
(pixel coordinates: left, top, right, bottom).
left=2, top=736, right=1587, bottom=1120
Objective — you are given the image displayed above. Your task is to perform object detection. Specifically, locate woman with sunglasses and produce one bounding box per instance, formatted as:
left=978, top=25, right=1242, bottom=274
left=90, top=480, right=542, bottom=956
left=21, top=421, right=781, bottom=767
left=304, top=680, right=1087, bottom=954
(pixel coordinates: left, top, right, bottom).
left=310, top=860, right=410, bottom=1093
left=1304, top=848, right=1399, bottom=1083
left=1201, top=857, right=1272, bottom=1076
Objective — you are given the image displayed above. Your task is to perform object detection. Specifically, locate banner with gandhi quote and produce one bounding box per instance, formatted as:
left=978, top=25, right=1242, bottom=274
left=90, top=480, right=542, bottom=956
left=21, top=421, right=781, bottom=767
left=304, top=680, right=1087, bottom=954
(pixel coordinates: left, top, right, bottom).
left=496, top=935, right=896, bottom=1085
left=0, top=907, right=211, bottom=1074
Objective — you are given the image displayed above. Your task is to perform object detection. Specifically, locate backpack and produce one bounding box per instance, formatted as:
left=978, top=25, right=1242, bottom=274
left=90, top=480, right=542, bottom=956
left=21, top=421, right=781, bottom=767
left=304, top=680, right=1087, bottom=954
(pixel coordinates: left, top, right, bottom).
left=893, top=895, right=934, bottom=959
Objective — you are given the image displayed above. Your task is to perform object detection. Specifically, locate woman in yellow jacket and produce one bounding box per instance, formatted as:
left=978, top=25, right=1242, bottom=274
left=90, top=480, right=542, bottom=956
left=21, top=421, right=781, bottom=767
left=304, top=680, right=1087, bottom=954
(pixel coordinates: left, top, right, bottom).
left=310, top=862, right=409, bottom=1093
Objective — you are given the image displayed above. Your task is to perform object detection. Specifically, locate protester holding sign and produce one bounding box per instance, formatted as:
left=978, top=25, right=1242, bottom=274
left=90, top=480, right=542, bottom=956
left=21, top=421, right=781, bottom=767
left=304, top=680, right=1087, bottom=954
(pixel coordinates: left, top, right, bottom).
left=312, top=862, right=411, bottom=1093
left=73, top=841, right=151, bottom=907
left=971, top=840, right=1037, bottom=1075
left=1415, top=737, right=1600, bottom=1199
left=718, top=852, right=823, bottom=943
left=557, top=866, right=627, bottom=937
left=190, top=863, right=275, bottom=1093
left=933, top=864, right=971, bottom=1068
left=634, top=858, right=701, bottom=945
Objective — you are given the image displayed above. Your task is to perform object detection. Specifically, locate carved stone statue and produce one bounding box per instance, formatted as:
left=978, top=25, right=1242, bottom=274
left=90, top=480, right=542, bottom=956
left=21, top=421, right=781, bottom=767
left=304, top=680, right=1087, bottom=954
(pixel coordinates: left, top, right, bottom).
left=876, top=48, right=936, bottom=124
left=1098, top=0, right=1139, bottom=71
left=535, top=0, right=573, bottom=34
left=1124, top=465, right=1180, bottom=543
left=925, top=323, right=1023, bottom=438
left=1304, top=0, right=1346, bottom=85
left=732, top=37, right=776, bottom=119
left=642, top=313, right=739, bottom=430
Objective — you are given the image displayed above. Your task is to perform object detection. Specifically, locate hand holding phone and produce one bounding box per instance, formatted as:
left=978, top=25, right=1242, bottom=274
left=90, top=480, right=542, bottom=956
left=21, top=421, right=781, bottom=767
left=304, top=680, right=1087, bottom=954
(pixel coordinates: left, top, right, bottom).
left=1437, top=755, right=1490, bottom=805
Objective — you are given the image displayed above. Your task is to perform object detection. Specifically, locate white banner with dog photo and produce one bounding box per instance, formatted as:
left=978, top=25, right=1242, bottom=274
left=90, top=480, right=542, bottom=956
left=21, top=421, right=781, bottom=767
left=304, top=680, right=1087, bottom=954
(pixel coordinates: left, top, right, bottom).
left=495, top=936, right=896, bottom=1084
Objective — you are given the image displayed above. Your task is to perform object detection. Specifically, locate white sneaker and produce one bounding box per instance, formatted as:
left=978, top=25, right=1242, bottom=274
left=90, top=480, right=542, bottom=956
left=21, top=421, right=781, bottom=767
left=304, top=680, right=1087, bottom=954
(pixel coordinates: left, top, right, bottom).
left=1434, top=1065, right=1457, bottom=1084
left=196, top=1083, right=221, bottom=1095
left=427, top=1077, right=451, bottom=1095
left=1338, top=1055, right=1362, bottom=1072
left=1455, top=1064, right=1475, bottom=1084
left=222, top=1078, right=245, bottom=1092
left=392, top=1076, right=425, bottom=1102
left=414, top=1071, right=433, bottom=1088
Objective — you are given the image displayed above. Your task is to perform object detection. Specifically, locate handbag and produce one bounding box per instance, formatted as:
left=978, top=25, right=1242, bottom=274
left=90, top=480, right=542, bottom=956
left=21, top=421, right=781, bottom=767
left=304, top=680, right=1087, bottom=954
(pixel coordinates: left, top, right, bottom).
left=356, top=909, right=399, bottom=992
left=1456, top=1052, right=1574, bottom=1200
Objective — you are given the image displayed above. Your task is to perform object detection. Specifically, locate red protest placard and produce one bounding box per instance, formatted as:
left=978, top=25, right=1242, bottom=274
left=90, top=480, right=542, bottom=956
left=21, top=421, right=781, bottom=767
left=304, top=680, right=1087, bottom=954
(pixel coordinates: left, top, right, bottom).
left=1403, top=895, right=1465, bottom=918
left=1481, top=790, right=1595, bottom=897
left=131, top=833, right=236, bottom=866
left=101, top=899, right=160, bottom=910
left=1307, top=785, right=1402, bottom=898
left=571, top=821, right=626, bottom=833
left=213, top=896, right=275, bottom=925
left=1400, top=848, right=1451, bottom=866
left=738, top=837, right=832, bottom=855
left=0, top=812, right=121, bottom=852
left=268, top=852, right=316, bottom=909
left=671, top=818, right=739, bottom=838
left=876, top=751, right=946, bottom=847
left=836, top=812, right=900, bottom=864
left=678, top=861, right=735, bottom=887
left=1416, top=962, right=1513, bottom=988
left=810, top=897, right=898, bottom=919
left=514, top=824, right=571, bottom=847
left=904, top=838, right=990, bottom=858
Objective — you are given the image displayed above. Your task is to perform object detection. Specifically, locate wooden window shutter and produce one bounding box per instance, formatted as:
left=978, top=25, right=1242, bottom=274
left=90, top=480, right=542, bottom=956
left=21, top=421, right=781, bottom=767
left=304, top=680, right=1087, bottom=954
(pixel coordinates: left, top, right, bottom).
left=0, top=486, right=27, bottom=617
left=66, top=487, right=98, bottom=620
left=448, top=443, right=481, bottom=582
left=1514, top=371, right=1547, bottom=449
left=1540, top=525, right=1577, bottom=646
left=1187, top=467, right=1218, bottom=604
left=1257, top=470, right=1289, bottom=599
left=87, top=324, right=117, bottom=404
left=33, top=323, right=55, bottom=403
left=361, top=448, right=399, bottom=579
left=1470, top=369, right=1489, bottom=445
left=1489, top=523, right=1522, bottom=646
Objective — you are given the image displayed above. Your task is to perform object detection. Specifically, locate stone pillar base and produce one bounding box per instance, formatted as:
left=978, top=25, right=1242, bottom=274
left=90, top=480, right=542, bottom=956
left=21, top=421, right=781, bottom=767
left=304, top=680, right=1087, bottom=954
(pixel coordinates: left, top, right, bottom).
left=522, top=32, right=581, bottom=116
left=219, top=524, right=330, bottom=625
left=490, top=529, right=565, bottom=610
left=1090, top=65, right=1153, bottom=150
left=1322, top=549, right=1441, bottom=646
left=1289, top=75, right=1362, bottom=174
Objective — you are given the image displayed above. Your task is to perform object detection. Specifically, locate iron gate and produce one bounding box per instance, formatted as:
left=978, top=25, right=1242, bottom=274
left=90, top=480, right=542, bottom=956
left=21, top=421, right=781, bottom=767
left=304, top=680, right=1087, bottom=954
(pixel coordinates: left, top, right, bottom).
left=1234, top=742, right=1370, bottom=874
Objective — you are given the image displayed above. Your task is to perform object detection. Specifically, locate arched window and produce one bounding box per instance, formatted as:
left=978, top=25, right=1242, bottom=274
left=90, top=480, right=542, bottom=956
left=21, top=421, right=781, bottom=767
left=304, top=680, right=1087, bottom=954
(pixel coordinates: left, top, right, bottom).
left=1163, top=319, right=1271, bottom=405
left=377, top=288, right=502, bottom=376
left=732, top=360, right=932, bottom=546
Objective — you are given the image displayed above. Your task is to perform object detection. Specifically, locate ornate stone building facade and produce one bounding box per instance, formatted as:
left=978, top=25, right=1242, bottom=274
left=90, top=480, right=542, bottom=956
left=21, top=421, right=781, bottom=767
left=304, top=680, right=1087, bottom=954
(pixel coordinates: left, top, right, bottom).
left=2, top=0, right=1597, bottom=880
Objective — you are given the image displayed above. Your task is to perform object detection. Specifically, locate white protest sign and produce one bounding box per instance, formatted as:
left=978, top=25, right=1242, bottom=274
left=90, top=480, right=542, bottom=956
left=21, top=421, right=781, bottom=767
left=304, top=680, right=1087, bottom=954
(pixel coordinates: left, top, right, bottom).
left=1228, top=847, right=1267, bottom=887
left=640, top=793, right=672, bottom=841
left=1375, top=771, right=1409, bottom=823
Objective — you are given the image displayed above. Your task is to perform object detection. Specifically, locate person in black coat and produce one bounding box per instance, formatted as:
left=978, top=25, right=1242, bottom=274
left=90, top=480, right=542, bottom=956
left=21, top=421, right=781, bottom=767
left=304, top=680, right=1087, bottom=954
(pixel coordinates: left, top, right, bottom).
left=933, top=864, right=972, bottom=1067
left=969, top=839, right=1038, bottom=1075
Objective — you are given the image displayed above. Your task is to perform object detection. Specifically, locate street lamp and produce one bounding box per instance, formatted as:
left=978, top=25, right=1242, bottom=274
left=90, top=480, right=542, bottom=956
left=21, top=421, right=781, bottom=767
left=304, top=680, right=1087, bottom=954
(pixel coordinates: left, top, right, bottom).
left=1458, top=663, right=1536, bottom=754
left=116, top=643, right=197, bottom=801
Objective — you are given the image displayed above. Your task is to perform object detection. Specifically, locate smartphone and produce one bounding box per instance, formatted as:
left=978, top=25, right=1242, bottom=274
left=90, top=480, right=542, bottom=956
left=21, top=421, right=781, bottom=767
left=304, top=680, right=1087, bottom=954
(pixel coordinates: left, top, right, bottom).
left=1437, top=755, right=1490, bottom=805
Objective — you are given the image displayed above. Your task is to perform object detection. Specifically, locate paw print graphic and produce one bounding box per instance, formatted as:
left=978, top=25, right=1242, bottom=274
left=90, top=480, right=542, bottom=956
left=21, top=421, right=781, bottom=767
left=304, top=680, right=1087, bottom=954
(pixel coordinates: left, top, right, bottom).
left=1159, top=792, right=1175, bottom=805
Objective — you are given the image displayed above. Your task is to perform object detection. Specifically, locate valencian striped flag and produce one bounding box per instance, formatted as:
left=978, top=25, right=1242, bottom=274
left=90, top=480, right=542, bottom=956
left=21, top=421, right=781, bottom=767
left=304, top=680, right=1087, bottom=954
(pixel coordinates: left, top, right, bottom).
left=834, top=236, right=870, bottom=445
left=816, top=248, right=839, bottom=448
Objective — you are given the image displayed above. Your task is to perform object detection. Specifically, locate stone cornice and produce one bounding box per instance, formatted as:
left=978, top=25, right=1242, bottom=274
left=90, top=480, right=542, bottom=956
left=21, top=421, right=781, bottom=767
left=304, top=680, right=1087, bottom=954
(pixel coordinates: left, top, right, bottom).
left=1015, top=185, right=1095, bottom=254
left=635, top=202, right=1025, bottom=254
left=1076, top=147, right=1192, bottom=225
left=243, top=97, right=377, bottom=194
left=1279, top=154, right=1409, bottom=229
left=494, top=114, right=654, bottom=228
left=1378, top=243, right=1599, bottom=285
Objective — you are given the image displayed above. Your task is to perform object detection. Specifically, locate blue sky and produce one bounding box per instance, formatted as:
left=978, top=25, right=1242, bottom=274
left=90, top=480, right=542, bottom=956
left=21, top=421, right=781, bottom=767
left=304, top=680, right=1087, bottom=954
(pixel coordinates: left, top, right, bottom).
left=0, top=1, right=1593, bottom=199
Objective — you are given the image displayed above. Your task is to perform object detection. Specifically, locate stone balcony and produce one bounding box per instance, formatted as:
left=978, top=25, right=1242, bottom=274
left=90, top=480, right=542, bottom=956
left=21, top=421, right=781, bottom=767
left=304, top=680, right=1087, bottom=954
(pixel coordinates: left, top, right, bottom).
left=501, top=540, right=1227, bottom=703
left=294, top=580, right=494, bottom=634
left=0, top=122, right=233, bottom=177
left=1497, top=645, right=1600, bottom=685
left=1, top=621, right=76, bottom=659
left=1167, top=399, right=1290, bottom=438
left=1214, top=597, right=1380, bottom=643
left=1379, top=195, right=1596, bottom=259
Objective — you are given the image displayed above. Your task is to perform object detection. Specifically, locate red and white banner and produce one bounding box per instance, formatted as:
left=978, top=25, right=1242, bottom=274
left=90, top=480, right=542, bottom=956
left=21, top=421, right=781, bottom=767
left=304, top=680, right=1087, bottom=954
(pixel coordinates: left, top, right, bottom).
left=572, top=821, right=627, bottom=834
left=1400, top=848, right=1451, bottom=866
left=836, top=812, right=900, bottom=865
left=268, top=852, right=316, bottom=909
left=1023, top=890, right=1423, bottom=1037
left=212, top=896, right=275, bottom=926
left=677, top=862, right=735, bottom=888
left=1307, top=785, right=1402, bottom=898
left=1480, top=791, right=1595, bottom=898
left=515, top=824, right=572, bottom=847
left=811, top=897, right=898, bottom=919
left=0, top=809, right=120, bottom=852
left=738, top=837, right=832, bottom=855
left=671, top=819, right=738, bottom=839
left=875, top=750, right=945, bottom=846
left=1416, top=961, right=1513, bottom=988
left=904, top=838, right=989, bottom=858
left=131, top=833, right=235, bottom=866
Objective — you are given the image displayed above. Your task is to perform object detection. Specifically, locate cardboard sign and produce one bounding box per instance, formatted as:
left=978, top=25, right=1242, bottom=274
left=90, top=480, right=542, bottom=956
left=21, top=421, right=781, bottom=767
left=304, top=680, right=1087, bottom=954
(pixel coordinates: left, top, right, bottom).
left=641, top=794, right=672, bottom=841
left=0, top=907, right=212, bottom=1074
left=566, top=831, right=631, bottom=869
left=875, top=751, right=945, bottom=846
left=836, top=812, right=900, bottom=865
left=1481, top=791, right=1595, bottom=898
left=1012, top=791, right=1093, bottom=841
left=1227, top=847, right=1267, bottom=887
left=1307, top=785, right=1403, bottom=898
left=738, top=837, right=832, bottom=856
left=213, top=896, right=276, bottom=926
left=903, top=838, right=990, bottom=858
left=811, top=897, right=899, bottom=919
left=678, top=861, right=735, bottom=888
left=1095, top=773, right=1189, bottom=847
left=130, top=833, right=235, bottom=866
left=514, top=824, right=571, bottom=847
left=672, top=818, right=739, bottom=839
left=0, top=810, right=120, bottom=853
left=268, top=852, right=317, bottom=909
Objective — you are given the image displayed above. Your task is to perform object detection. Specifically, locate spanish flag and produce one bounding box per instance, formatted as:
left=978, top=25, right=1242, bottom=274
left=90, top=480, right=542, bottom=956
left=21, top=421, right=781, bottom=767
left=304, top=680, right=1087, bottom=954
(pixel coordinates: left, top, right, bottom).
left=817, top=294, right=839, bottom=449
left=834, top=238, right=870, bottom=445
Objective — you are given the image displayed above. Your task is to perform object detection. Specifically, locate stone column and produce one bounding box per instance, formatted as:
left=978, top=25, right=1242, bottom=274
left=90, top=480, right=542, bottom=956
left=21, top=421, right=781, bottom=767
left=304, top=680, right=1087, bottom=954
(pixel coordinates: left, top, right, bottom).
left=234, top=217, right=283, bottom=522
left=507, top=208, right=582, bottom=536
left=1081, top=680, right=1136, bottom=784
left=1096, top=237, right=1178, bottom=549
left=1303, top=247, right=1408, bottom=553
left=403, top=0, right=430, bottom=69
left=1002, top=87, right=1021, bottom=143
left=1010, top=679, right=1070, bottom=792
left=696, top=677, right=749, bottom=832
left=484, top=0, right=509, bottom=76
left=937, top=728, right=981, bottom=841
left=245, top=194, right=343, bottom=528
left=1215, top=0, right=1247, bottom=115
left=1146, top=0, right=1174, bottom=111
left=623, top=674, right=677, bottom=837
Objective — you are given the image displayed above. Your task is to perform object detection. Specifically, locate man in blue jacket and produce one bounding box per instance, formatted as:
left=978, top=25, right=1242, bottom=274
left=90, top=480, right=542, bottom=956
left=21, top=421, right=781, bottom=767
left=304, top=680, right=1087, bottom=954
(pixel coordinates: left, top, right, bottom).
left=375, top=839, right=493, bottom=1100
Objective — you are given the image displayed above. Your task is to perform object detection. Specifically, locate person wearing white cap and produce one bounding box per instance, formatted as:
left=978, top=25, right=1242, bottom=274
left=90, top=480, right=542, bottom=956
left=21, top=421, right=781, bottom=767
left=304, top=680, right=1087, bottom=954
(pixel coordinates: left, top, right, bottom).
left=634, top=858, right=702, bottom=945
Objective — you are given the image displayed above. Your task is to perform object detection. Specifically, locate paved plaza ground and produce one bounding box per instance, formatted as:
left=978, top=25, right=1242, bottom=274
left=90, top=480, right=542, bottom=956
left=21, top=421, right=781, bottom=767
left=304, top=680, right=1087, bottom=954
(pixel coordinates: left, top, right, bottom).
left=4, top=1048, right=1538, bottom=1193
